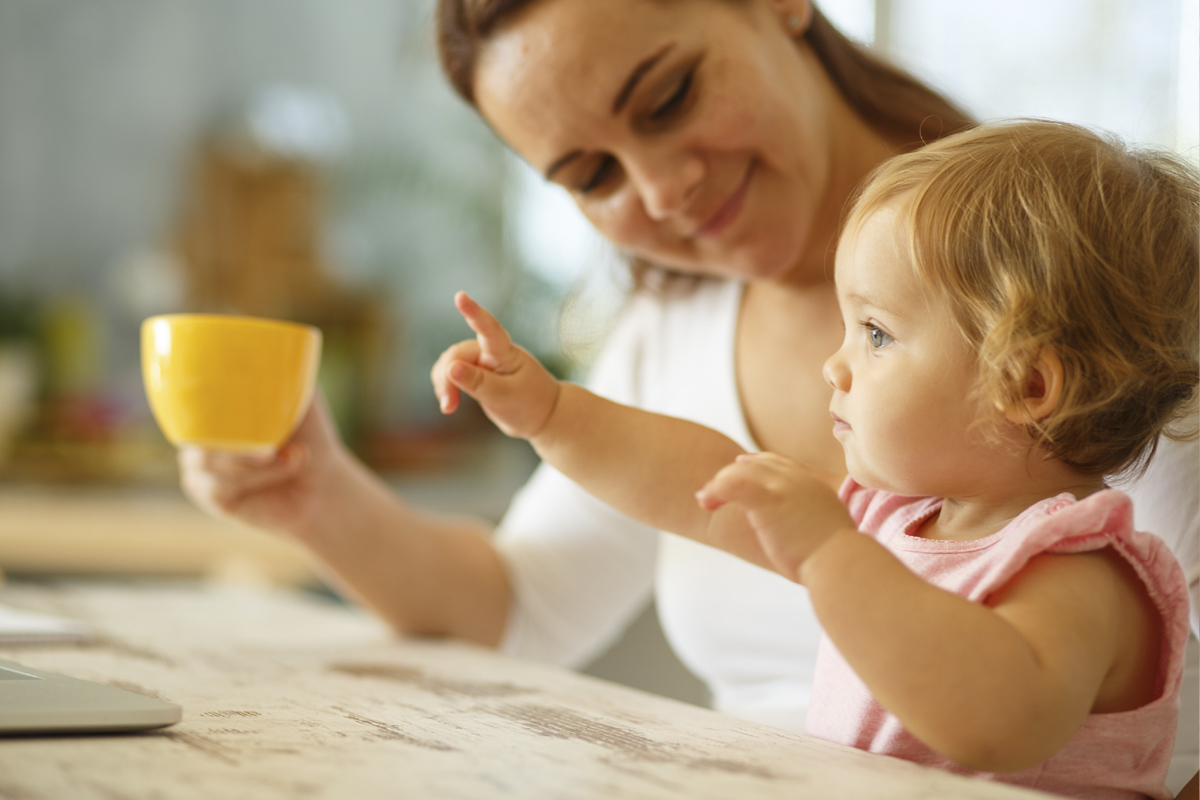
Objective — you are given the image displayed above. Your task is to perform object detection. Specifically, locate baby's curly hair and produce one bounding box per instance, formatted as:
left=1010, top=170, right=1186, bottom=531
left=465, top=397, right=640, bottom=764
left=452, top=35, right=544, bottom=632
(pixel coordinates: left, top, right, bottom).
left=846, top=119, right=1199, bottom=478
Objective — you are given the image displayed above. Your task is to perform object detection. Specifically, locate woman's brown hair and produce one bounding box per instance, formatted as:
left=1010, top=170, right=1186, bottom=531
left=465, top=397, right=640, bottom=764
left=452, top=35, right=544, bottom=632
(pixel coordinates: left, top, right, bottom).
left=436, top=0, right=974, bottom=290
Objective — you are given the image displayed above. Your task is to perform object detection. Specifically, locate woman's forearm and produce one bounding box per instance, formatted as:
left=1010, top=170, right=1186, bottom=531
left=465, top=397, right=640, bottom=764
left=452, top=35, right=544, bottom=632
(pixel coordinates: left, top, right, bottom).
left=298, top=451, right=512, bottom=647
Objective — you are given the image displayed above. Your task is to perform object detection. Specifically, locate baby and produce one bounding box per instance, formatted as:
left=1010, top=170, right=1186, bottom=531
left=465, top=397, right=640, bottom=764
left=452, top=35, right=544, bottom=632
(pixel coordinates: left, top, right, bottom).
left=432, top=120, right=1197, bottom=799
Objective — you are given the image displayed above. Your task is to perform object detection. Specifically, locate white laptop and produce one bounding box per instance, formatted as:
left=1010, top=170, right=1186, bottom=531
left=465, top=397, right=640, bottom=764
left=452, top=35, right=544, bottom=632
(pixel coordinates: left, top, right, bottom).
left=0, top=658, right=181, bottom=734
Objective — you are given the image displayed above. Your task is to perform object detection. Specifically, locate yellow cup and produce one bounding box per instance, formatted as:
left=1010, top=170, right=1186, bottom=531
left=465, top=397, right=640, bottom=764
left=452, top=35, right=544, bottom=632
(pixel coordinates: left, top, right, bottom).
left=141, top=314, right=322, bottom=453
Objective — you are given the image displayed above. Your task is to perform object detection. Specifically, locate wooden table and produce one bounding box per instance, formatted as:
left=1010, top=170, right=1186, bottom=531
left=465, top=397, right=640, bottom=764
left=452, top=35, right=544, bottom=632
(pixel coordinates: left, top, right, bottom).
left=0, top=581, right=1053, bottom=799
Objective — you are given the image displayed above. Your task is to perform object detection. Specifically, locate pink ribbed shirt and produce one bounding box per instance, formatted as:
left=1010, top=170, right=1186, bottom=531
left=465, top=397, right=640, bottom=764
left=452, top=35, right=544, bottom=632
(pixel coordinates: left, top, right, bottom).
left=805, top=481, right=1190, bottom=800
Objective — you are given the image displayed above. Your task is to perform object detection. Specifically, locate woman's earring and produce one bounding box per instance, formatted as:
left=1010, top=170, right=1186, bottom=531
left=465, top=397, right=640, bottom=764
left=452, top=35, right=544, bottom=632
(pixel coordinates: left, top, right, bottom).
left=786, top=14, right=802, bottom=31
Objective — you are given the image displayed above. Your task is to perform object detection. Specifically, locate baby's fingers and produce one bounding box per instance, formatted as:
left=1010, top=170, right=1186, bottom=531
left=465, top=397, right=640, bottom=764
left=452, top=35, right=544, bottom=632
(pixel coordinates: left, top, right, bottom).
left=454, top=292, right=517, bottom=371
left=444, top=357, right=519, bottom=411
left=695, top=456, right=778, bottom=512
left=431, top=339, right=482, bottom=413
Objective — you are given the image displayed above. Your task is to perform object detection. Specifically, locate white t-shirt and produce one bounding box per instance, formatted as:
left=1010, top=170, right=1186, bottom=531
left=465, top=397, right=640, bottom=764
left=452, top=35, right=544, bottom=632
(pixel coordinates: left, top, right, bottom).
left=495, top=278, right=1200, bottom=736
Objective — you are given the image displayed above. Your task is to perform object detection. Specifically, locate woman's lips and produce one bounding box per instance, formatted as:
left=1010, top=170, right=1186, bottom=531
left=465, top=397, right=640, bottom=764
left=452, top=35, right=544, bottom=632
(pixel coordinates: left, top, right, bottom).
left=831, top=411, right=850, bottom=434
left=694, top=161, right=756, bottom=240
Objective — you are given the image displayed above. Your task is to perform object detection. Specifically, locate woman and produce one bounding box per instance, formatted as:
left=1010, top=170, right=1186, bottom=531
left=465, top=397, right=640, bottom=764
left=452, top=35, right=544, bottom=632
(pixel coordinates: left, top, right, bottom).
left=183, top=0, right=1198, bottom=759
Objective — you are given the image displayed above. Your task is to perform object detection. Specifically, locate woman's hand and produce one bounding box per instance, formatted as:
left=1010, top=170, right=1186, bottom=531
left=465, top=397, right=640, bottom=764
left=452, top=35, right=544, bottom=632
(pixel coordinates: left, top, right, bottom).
left=696, top=452, right=856, bottom=582
left=432, top=291, right=562, bottom=441
left=178, top=393, right=350, bottom=542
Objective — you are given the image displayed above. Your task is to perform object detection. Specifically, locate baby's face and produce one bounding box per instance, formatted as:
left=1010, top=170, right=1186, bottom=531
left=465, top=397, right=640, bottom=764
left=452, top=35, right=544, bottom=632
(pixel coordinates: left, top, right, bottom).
left=823, top=204, right=999, bottom=498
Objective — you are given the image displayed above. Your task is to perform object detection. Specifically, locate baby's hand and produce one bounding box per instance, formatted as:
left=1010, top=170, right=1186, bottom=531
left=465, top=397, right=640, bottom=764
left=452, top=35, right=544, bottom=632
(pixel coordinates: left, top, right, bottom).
left=431, top=292, right=561, bottom=440
left=696, top=453, right=855, bottom=581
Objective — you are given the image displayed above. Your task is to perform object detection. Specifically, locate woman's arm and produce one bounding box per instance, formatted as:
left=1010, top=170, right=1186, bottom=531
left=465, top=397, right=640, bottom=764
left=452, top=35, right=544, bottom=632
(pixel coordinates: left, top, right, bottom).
left=180, top=396, right=511, bottom=646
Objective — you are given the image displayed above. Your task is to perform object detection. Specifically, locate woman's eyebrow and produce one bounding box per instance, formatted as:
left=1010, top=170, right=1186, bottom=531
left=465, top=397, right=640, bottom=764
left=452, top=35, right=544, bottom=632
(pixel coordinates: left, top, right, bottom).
left=612, top=42, right=676, bottom=114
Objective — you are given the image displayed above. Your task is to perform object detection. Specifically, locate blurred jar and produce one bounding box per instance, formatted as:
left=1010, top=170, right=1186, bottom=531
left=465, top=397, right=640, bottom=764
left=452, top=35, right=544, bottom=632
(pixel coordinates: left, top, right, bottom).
left=0, top=342, right=38, bottom=465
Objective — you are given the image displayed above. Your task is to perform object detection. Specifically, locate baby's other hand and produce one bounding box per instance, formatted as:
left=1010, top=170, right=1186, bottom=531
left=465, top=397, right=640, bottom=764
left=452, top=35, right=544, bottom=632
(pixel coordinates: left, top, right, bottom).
left=696, top=453, right=855, bottom=581
left=431, top=292, right=561, bottom=440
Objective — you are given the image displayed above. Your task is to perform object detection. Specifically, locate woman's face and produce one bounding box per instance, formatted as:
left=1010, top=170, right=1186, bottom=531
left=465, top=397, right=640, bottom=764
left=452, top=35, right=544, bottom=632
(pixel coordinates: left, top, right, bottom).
left=475, top=0, right=841, bottom=283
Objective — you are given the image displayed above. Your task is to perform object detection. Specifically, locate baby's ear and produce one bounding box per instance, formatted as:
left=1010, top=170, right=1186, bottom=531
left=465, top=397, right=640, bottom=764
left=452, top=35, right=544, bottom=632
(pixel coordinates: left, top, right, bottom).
left=1001, top=349, right=1064, bottom=425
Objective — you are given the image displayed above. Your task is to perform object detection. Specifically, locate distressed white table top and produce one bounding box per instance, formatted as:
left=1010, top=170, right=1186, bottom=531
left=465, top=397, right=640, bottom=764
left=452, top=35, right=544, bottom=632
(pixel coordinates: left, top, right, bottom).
left=0, top=581, right=1052, bottom=800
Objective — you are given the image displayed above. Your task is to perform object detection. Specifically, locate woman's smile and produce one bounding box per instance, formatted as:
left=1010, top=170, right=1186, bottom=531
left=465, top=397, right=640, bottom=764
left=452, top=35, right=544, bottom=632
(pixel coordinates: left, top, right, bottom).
left=694, top=160, right=756, bottom=240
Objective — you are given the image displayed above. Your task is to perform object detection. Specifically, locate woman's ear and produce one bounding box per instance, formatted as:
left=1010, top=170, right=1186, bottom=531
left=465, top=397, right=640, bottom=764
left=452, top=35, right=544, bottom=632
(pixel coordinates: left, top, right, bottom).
left=768, top=0, right=814, bottom=36
left=1002, top=350, right=1064, bottom=425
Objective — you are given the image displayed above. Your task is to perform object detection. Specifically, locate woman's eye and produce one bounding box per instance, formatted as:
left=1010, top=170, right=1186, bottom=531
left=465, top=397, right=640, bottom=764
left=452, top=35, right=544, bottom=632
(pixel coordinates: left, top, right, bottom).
left=865, top=324, right=893, bottom=349
left=580, top=156, right=617, bottom=194
left=650, top=69, right=693, bottom=121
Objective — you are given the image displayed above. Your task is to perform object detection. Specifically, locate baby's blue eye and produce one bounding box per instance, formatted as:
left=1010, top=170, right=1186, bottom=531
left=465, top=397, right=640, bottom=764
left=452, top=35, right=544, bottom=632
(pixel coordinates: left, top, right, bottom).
left=866, top=324, right=893, bottom=348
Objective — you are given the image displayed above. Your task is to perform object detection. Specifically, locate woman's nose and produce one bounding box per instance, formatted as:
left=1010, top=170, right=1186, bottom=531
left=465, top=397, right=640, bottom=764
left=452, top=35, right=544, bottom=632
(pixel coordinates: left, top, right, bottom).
left=823, top=349, right=850, bottom=391
left=628, top=151, right=704, bottom=221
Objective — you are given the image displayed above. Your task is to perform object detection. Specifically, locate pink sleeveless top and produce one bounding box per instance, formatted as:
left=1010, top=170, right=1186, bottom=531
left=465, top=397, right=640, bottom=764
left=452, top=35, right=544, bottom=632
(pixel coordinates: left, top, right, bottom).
left=805, top=481, right=1191, bottom=800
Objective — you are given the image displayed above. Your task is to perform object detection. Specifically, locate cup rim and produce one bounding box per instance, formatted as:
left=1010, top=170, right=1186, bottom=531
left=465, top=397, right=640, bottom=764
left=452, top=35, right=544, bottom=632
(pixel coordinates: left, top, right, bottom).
left=142, top=313, right=321, bottom=337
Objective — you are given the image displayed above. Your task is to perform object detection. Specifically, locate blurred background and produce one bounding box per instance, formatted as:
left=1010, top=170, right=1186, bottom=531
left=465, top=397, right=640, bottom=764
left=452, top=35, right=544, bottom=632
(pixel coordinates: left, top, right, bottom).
left=0, top=0, right=1195, bottom=712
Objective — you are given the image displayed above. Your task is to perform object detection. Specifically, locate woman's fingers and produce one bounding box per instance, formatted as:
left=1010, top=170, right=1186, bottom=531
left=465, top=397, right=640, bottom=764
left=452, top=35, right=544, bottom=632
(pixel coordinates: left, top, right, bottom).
left=178, top=444, right=306, bottom=512
left=454, top=291, right=517, bottom=371
left=180, top=446, right=270, bottom=477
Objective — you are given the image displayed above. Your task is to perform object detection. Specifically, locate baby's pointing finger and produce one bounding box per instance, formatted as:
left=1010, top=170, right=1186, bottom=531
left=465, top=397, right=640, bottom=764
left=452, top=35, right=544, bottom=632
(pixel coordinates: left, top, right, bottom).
left=454, top=291, right=514, bottom=371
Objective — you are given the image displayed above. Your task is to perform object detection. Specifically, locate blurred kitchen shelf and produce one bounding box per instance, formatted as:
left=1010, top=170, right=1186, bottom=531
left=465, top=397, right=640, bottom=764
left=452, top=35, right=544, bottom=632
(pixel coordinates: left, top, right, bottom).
left=0, top=435, right=180, bottom=486
left=0, top=484, right=315, bottom=587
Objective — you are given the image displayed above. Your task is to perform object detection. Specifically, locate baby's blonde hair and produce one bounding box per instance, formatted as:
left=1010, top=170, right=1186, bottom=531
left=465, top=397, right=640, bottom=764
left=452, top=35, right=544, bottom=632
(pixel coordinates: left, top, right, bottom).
left=847, top=119, right=1199, bottom=478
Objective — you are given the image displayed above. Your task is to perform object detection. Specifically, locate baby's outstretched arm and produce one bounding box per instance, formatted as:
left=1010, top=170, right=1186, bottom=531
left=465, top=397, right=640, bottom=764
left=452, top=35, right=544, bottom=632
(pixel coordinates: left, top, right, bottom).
left=434, top=293, right=771, bottom=569
left=696, top=452, right=856, bottom=580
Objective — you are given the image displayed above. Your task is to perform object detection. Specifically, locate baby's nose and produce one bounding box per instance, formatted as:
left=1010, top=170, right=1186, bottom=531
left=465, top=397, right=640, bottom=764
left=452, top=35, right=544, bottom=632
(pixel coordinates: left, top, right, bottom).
left=823, top=350, right=850, bottom=391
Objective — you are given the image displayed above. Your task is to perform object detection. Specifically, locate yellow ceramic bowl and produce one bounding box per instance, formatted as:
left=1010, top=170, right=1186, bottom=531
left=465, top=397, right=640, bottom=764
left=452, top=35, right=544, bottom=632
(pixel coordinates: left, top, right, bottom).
left=141, top=314, right=322, bottom=453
